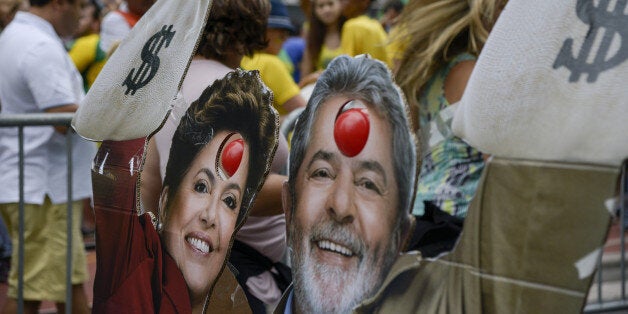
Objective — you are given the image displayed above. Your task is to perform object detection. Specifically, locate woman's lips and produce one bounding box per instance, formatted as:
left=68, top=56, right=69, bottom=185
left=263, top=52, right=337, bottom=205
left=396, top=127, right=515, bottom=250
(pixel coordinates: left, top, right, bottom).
left=185, top=233, right=214, bottom=255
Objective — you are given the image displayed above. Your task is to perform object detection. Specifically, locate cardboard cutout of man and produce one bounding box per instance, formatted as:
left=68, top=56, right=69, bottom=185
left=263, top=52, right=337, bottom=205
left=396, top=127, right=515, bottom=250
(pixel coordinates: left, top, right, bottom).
left=279, top=55, right=416, bottom=313
left=277, top=54, right=619, bottom=313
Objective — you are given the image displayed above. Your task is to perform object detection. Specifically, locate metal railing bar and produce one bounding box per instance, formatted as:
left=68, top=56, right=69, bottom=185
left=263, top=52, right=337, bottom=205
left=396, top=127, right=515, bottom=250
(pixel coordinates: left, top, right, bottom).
left=65, top=130, right=73, bottom=314
left=597, top=247, right=603, bottom=303
left=0, top=113, right=74, bottom=127
left=0, top=113, right=75, bottom=312
left=584, top=299, right=628, bottom=313
left=17, top=126, right=24, bottom=314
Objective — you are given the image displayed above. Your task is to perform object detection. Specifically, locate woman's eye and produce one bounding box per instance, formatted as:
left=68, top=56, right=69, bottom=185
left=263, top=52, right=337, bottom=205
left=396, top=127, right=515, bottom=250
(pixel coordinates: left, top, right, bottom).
left=223, top=195, right=238, bottom=210
left=194, top=181, right=208, bottom=193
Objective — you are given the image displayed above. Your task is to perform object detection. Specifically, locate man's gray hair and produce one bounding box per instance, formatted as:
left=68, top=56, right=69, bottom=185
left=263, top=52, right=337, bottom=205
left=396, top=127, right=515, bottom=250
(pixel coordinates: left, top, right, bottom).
left=288, top=54, right=418, bottom=228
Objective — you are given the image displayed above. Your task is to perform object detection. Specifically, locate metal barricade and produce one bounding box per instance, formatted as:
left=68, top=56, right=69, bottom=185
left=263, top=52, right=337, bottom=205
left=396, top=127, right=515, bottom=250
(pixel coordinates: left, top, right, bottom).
left=585, top=161, right=628, bottom=313
left=0, top=113, right=76, bottom=314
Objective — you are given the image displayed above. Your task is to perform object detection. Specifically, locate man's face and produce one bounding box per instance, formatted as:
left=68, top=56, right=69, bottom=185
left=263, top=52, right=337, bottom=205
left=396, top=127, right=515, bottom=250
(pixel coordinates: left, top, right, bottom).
left=287, top=95, right=401, bottom=313
left=56, top=0, right=84, bottom=38
left=74, top=3, right=96, bottom=37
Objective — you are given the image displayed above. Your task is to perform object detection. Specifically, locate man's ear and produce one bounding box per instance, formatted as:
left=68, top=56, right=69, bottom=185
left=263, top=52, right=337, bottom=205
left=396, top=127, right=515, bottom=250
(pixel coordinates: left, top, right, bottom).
left=282, top=180, right=292, bottom=239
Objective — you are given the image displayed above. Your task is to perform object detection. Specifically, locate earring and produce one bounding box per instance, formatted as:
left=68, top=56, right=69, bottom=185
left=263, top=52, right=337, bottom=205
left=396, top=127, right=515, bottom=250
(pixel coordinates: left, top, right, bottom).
left=147, top=211, right=162, bottom=232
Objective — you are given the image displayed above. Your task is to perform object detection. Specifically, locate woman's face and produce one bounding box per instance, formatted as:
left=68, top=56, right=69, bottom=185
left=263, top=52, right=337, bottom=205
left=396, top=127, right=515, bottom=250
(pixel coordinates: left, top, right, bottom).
left=161, top=131, right=249, bottom=301
left=314, top=0, right=342, bottom=26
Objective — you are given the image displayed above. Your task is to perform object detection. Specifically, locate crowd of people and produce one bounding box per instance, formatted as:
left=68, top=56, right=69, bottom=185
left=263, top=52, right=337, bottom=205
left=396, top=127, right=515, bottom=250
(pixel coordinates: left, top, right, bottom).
left=0, top=0, right=623, bottom=313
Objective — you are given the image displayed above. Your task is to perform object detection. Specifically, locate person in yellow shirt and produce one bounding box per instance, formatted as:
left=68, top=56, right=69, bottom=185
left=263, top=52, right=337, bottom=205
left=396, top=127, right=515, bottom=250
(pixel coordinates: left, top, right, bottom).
left=340, top=0, right=390, bottom=66
left=68, top=0, right=106, bottom=91
left=298, top=0, right=346, bottom=88
left=241, top=0, right=306, bottom=118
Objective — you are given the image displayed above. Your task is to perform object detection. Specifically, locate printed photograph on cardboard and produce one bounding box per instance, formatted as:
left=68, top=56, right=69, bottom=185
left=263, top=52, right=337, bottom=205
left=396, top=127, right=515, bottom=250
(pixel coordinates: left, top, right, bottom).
left=91, top=70, right=278, bottom=313
left=278, top=54, right=417, bottom=313
left=69, top=0, right=624, bottom=311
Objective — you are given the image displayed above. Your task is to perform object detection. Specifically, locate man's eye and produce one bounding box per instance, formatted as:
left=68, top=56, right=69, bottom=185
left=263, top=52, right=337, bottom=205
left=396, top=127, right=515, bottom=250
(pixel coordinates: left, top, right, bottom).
left=311, top=168, right=332, bottom=179
left=357, top=179, right=381, bottom=195
left=194, top=181, right=208, bottom=193
left=223, top=195, right=238, bottom=210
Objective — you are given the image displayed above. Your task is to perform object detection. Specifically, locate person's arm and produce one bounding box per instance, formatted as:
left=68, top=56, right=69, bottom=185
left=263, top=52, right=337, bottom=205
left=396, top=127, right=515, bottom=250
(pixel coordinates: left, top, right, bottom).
left=444, top=60, right=490, bottom=160
left=23, top=42, right=80, bottom=133
left=298, top=70, right=322, bottom=88
left=248, top=134, right=290, bottom=217
left=140, top=138, right=162, bottom=215
left=282, top=94, right=307, bottom=116
left=92, top=138, right=151, bottom=302
left=45, top=104, right=78, bottom=134
left=248, top=174, right=287, bottom=217
left=300, top=49, right=315, bottom=79
left=443, top=60, right=475, bottom=105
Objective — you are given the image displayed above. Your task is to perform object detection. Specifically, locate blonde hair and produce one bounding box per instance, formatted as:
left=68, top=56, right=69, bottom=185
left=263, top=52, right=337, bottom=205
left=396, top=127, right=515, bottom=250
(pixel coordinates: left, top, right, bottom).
left=392, top=0, right=505, bottom=129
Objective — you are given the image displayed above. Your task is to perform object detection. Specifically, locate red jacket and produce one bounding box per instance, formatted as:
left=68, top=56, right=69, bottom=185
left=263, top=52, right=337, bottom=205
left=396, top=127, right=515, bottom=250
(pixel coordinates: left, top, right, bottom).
left=92, top=138, right=191, bottom=313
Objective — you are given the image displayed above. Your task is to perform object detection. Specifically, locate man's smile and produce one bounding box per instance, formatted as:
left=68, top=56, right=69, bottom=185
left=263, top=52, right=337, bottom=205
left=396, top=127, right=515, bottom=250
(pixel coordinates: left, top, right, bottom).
left=316, top=239, right=355, bottom=257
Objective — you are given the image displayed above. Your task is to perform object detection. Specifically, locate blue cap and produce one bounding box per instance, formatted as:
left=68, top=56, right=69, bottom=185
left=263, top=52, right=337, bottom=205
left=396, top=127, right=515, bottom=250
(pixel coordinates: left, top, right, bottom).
left=268, top=0, right=295, bottom=32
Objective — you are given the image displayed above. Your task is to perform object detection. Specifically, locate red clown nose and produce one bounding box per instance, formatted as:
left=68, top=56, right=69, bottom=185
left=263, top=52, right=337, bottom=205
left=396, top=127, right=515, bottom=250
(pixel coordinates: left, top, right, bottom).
left=334, top=106, right=370, bottom=157
left=221, top=138, right=244, bottom=177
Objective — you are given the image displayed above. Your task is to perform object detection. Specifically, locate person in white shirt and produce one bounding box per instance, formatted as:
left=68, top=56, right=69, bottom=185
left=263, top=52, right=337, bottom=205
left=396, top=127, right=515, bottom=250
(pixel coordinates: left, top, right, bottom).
left=99, top=0, right=153, bottom=53
left=0, top=0, right=96, bottom=312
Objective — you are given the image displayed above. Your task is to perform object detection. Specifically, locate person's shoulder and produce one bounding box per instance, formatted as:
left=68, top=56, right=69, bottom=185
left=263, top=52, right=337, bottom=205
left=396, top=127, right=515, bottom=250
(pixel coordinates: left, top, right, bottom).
left=71, top=33, right=100, bottom=49
left=1, top=18, right=51, bottom=46
left=242, top=52, right=284, bottom=69
left=343, top=15, right=387, bottom=40
left=345, top=15, right=381, bottom=30
left=258, top=52, right=283, bottom=64
left=102, top=10, right=125, bottom=21
left=101, top=10, right=127, bottom=27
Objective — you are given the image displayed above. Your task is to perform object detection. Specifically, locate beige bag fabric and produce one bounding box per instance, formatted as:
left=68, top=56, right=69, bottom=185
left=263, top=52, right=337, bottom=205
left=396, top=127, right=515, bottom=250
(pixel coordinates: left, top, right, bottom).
left=72, top=0, right=213, bottom=141
left=452, top=0, right=628, bottom=167
left=357, top=157, right=618, bottom=313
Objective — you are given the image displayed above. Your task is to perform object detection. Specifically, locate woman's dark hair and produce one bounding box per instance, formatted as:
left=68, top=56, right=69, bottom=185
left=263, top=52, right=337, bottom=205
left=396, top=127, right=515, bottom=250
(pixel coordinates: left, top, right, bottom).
left=196, top=0, right=270, bottom=62
left=305, top=0, right=346, bottom=73
left=163, top=69, right=278, bottom=228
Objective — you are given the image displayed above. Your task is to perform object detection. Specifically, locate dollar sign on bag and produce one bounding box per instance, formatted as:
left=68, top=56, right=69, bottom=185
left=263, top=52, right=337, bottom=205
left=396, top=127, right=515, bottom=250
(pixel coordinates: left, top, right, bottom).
left=123, top=25, right=176, bottom=95
left=553, top=0, right=628, bottom=83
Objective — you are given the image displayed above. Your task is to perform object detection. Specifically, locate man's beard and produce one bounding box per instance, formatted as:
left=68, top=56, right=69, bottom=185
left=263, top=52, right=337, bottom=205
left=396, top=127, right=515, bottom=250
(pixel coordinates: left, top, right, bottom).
left=289, top=216, right=399, bottom=313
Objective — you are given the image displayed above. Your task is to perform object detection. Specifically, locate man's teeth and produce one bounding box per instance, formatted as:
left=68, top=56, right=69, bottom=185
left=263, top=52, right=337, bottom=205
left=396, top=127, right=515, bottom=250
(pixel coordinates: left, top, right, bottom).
left=187, top=237, right=210, bottom=254
left=317, top=240, right=353, bottom=256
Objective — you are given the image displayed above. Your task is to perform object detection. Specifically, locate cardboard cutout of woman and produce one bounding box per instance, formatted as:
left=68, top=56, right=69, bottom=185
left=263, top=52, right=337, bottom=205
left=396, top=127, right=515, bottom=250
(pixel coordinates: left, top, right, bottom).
left=91, top=70, right=278, bottom=313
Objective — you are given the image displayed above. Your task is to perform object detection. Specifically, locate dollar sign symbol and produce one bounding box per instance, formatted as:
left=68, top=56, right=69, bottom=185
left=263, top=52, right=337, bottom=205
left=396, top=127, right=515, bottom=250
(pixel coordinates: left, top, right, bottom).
left=553, top=0, right=628, bottom=83
left=122, top=25, right=176, bottom=95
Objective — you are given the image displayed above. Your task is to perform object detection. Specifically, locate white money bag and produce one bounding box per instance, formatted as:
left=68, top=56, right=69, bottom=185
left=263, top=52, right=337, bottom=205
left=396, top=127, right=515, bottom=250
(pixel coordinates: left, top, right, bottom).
left=72, top=0, right=213, bottom=141
left=452, top=0, right=628, bottom=166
